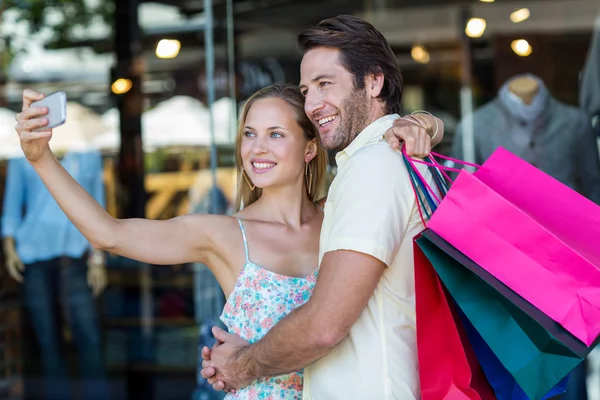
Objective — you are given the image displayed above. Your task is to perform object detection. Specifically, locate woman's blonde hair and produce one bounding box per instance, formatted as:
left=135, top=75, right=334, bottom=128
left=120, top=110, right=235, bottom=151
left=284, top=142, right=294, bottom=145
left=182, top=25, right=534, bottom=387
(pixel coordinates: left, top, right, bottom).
left=235, top=83, right=328, bottom=211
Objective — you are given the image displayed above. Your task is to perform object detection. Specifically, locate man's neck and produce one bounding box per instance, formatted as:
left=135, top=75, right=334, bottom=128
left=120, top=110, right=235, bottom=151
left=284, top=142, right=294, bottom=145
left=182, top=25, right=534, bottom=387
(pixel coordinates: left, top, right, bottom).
left=367, top=105, right=388, bottom=126
left=353, top=107, right=390, bottom=139
left=339, top=104, right=390, bottom=153
left=341, top=112, right=396, bottom=156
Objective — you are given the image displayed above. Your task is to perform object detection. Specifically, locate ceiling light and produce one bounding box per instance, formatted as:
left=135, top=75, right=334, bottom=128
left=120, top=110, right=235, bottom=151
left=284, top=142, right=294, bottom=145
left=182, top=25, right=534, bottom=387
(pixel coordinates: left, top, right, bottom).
left=111, top=78, right=133, bottom=95
left=411, top=45, right=430, bottom=64
left=511, top=39, right=532, bottom=57
left=510, top=8, right=530, bottom=23
left=156, top=39, right=181, bottom=59
left=465, top=18, right=487, bottom=38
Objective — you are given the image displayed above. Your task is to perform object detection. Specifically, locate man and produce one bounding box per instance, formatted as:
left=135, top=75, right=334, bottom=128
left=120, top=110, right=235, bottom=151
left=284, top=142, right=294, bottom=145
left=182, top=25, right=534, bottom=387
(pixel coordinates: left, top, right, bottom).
left=201, top=15, right=440, bottom=399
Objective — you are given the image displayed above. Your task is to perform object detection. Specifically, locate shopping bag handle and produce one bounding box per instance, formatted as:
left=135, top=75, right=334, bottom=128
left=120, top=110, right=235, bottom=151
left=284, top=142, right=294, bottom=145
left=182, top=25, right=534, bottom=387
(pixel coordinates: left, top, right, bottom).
left=402, top=148, right=443, bottom=204
left=408, top=152, right=481, bottom=185
left=401, top=148, right=480, bottom=227
left=401, top=147, right=444, bottom=226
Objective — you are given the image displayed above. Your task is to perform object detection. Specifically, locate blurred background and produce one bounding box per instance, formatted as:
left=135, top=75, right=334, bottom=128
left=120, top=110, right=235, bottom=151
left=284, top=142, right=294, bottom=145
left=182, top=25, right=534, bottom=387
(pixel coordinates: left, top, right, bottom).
left=0, top=0, right=599, bottom=399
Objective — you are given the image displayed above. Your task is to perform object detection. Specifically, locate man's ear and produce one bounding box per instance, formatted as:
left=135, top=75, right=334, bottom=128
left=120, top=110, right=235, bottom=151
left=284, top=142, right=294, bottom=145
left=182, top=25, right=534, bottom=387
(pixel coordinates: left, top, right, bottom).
left=367, top=73, right=384, bottom=98
left=305, top=138, right=318, bottom=163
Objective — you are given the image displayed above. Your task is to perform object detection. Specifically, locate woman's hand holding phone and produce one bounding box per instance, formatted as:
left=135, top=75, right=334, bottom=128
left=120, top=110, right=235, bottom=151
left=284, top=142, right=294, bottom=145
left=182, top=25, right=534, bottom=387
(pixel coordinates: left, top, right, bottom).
left=15, top=89, right=55, bottom=163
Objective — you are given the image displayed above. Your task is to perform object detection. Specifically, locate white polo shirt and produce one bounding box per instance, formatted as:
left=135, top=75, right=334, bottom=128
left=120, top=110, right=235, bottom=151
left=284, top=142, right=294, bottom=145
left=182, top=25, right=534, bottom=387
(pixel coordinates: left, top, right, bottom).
left=303, top=114, right=433, bottom=400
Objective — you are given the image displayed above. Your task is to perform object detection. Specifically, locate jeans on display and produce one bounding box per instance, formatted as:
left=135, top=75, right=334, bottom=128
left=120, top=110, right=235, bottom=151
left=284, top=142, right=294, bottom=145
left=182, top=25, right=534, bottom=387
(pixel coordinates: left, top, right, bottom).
left=23, top=256, right=109, bottom=400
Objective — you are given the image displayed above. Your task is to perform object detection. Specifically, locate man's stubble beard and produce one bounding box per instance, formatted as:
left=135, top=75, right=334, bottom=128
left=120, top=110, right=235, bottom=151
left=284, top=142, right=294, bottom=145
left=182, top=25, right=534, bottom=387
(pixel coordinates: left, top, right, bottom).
left=326, top=87, right=371, bottom=153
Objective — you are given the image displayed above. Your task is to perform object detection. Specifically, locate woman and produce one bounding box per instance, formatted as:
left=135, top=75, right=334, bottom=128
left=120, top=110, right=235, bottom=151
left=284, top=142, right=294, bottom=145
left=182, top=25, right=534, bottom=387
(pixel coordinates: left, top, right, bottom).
left=14, top=84, right=438, bottom=398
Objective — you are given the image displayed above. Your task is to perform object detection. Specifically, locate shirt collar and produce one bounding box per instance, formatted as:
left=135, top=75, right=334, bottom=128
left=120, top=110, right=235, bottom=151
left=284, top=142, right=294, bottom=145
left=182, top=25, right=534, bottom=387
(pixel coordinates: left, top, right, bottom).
left=335, top=114, right=400, bottom=169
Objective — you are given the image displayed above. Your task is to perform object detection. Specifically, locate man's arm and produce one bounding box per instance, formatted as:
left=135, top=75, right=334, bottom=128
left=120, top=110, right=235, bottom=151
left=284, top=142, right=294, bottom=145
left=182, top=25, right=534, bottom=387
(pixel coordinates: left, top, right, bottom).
left=420, top=114, right=444, bottom=147
left=205, top=144, right=413, bottom=389
left=233, top=250, right=384, bottom=381
left=384, top=114, right=445, bottom=157
left=432, top=116, right=444, bottom=147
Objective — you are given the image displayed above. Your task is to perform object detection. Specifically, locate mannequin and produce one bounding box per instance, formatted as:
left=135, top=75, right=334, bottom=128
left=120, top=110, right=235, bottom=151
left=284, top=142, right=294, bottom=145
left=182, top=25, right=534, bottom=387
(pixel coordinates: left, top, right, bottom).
left=452, top=73, right=600, bottom=206
left=3, top=231, right=106, bottom=293
left=453, top=74, right=598, bottom=399
left=507, top=75, right=540, bottom=105
left=1, top=102, right=109, bottom=400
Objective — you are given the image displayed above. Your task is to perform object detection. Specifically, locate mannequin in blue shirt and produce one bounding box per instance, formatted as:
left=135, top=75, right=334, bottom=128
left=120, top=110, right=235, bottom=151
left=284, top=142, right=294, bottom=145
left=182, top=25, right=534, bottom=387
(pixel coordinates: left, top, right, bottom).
left=1, top=149, right=109, bottom=400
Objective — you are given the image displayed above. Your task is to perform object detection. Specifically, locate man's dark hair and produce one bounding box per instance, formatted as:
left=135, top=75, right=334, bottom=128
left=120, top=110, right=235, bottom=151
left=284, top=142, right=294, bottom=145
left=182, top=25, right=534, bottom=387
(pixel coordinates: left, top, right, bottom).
left=297, top=14, right=403, bottom=115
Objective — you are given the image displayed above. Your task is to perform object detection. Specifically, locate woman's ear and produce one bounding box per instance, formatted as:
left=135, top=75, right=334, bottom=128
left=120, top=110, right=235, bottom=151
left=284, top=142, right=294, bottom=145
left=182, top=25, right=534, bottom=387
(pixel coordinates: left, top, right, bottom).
left=305, top=138, right=318, bottom=163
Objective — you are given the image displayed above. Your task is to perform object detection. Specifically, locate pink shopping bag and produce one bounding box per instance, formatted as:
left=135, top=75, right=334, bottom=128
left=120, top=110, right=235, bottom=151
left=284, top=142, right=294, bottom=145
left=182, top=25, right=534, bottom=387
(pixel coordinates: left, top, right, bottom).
left=427, top=147, right=600, bottom=346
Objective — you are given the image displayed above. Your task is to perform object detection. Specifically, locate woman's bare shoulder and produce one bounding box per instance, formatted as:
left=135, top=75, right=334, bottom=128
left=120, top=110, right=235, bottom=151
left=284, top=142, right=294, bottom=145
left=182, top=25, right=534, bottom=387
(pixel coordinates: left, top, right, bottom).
left=179, top=213, right=240, bottom=242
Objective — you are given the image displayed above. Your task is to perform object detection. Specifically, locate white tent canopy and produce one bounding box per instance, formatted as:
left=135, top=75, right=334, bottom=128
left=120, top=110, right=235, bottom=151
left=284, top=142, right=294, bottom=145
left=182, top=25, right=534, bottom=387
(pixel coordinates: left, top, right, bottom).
left=94, top=96, right=236, bottom=151
left=1, top=95, right=236, bottom=159
left=1, top=103, right=110, bottom=160
left=51, top=102, right=109, bottom=152
left=0, top=108, right=22, bottom=159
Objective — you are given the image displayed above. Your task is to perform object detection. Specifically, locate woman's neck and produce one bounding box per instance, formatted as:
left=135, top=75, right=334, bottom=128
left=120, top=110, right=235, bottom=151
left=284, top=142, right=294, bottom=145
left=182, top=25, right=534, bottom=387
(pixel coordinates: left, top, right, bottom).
left=249, top=184, right=317, bottom=229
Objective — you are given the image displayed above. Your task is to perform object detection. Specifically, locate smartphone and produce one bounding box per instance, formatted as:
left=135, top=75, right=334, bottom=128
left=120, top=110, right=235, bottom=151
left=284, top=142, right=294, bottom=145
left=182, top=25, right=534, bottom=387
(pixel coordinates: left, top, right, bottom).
left=30, top=91, right=67, bottom=132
